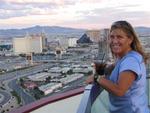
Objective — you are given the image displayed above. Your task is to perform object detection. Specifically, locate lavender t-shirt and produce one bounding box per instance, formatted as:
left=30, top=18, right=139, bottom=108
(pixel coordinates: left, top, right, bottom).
left=109, top=51, right=149, bottom=113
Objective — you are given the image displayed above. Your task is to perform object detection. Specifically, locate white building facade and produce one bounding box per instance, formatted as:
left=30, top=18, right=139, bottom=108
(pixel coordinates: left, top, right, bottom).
left=13, top=33, right=47, bottom=55
left=68, top=38, right=77, bottom=47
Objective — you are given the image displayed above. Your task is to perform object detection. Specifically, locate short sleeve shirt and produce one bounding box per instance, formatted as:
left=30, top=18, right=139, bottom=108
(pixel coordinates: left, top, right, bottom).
left=109, top=51, right=150, bottom=113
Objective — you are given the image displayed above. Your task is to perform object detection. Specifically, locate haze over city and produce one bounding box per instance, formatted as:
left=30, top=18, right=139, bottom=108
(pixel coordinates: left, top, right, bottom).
left=0, top=0, right=150, bottom=29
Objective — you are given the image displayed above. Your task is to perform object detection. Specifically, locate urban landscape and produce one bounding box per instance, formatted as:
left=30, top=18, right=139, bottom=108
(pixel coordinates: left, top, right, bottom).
left=0, top=1, right=150, bottom=113
left=0, top=28, right=109, bottom=113
left=0, top=27, right=150, bottom=113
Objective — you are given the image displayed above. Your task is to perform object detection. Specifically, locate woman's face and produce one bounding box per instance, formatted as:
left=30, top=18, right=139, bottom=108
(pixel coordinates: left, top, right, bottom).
left=109, top=28, right=132, bottom=58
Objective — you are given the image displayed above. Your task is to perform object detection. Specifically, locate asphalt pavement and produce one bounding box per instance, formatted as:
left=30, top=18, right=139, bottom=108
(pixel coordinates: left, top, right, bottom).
left=0, top=90, right=11, bottom=106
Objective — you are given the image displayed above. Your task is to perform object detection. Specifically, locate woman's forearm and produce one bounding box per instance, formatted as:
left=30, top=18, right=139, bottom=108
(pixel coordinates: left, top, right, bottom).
left=98, top=77, right=126, bottom=96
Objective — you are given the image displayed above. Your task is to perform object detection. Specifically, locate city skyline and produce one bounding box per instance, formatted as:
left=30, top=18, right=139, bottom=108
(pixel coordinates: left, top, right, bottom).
left=0, top=0, right=150, bottom=29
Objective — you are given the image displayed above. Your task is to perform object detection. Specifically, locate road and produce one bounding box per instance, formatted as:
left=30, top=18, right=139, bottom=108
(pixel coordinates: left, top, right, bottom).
left=0, top=50, right=94, bottom=106
left=8, top=79, right=36, bottom=105
left=0, top=63, right=54, bottom=106
left=0, top=90, right=11, bottom=106
left=0, top=63, right=52, bottom=82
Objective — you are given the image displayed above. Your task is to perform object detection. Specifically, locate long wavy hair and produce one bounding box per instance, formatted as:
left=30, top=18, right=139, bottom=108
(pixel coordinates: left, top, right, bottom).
left=110, top=20, right=148, bottom=63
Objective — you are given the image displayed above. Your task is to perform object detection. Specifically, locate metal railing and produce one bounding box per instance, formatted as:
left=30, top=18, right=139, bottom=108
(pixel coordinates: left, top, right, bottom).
left=77, top=76, right=150, bottom=113
left=147, top=76, right=150, bottom=106
left=9, top=87, right=84, bottom=113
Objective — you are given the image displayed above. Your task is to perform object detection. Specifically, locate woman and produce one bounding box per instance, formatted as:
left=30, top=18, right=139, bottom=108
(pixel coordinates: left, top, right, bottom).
left=87, top=20, right=150, bottom=113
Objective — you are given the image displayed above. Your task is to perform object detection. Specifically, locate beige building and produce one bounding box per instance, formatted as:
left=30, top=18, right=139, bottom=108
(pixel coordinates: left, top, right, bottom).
left=86, top=29, right=110, bottom=43
left=86, top=30, right=101, bottom=42
left=98, top=29, right=110, bottom=60
left=13, top=33, right=47, bottom=55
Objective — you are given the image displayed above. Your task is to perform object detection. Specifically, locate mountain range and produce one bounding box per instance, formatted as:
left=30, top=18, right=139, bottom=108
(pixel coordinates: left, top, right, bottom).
left=0, top=25, right=150, bottom=39
left=0, top=26, right=86, bottom=39
left=134, top=27, right=150, bottom=36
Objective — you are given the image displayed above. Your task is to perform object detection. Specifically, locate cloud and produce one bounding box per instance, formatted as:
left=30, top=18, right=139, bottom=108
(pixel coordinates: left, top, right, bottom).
left=0, top=0, right=78, bottom=20
left=0, top=0, right=149, bottom=29
left=0, top=1, right=59, bottom=19
left=59, top=6, right=150, bottom=29
left=4, top=0, right=76, bottom=7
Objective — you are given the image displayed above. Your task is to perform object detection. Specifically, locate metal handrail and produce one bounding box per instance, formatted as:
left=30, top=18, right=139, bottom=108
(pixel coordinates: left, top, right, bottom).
left=10, top=87, right=84, bottom=113
left=147, top=76, right=150, bottom=106
left=77, top=76, right=150, bottom=113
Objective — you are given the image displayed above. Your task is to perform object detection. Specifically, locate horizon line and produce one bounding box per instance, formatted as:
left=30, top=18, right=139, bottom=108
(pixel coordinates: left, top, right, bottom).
left=0, top=25, right=150, bottom=31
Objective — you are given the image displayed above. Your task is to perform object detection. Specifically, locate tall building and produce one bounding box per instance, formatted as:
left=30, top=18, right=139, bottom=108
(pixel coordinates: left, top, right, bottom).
left=0, top=38, right=12, bottom=51
left=98, top=29, right=110, bottom=60
left=56, top=37, right=77, bottom=49
left=68, top=38, right=77, bottom=47
left=86, top=30, right=101, bottom=42
left=13, top=33, right=47, bottom=55
left=85, top=29, right=110, bottom=60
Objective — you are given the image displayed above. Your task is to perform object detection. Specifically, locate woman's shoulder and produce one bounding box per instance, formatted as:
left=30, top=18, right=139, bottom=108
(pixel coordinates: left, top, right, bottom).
left=126, top=51, right=143, bottom=63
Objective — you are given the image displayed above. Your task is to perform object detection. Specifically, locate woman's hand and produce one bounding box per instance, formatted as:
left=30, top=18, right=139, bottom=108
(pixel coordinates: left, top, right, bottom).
left=104, top=64, right=114, bottom=76
left=85, top=75, right=94, bottom=84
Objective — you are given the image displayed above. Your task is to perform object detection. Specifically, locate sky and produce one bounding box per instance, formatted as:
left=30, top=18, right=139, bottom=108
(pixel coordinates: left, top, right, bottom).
left=0, top=0, right=150, bottom=29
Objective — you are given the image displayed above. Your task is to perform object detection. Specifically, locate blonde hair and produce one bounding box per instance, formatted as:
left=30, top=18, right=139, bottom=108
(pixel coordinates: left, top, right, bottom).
left=110, top=20, right=148, bottom=63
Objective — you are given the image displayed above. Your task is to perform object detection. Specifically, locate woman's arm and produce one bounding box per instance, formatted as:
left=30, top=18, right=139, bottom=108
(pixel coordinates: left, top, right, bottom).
left=98, top=71, right=136, bottom=96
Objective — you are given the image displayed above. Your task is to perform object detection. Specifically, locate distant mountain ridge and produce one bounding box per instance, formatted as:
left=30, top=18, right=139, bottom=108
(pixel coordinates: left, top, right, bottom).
left=0, top=26, right=150, bottom=39
left=0, top=25, right=86, bottom=38
left=135, top=27, right=150, bottom=36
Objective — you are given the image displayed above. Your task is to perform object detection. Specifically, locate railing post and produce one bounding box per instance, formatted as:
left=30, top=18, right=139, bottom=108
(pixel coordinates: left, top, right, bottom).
left=76, top=85, right=92, bottom=113
left=77, top=84, right=103, bottom=113
left=147, top=75, right=150, bottom=106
